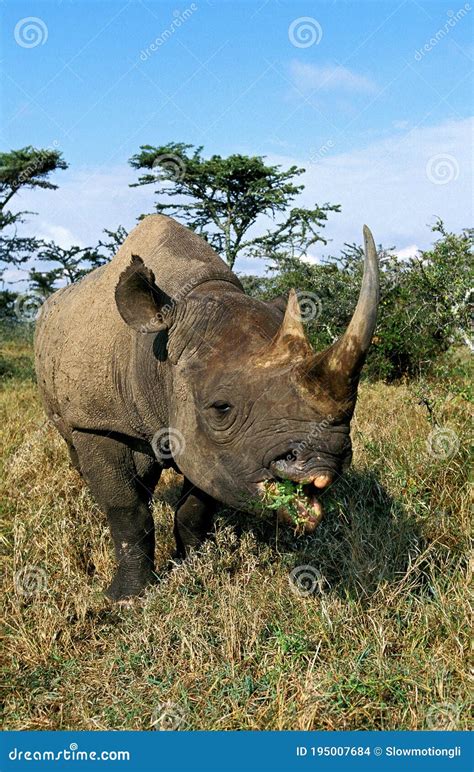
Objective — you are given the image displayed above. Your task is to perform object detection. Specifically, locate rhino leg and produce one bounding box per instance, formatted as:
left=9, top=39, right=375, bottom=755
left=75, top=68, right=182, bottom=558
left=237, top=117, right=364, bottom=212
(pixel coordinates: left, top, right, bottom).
left=174, top=477, right=216, bottom=557
left=72, top=431, right=160, bottom=601
left=66, top=440, right=82, bottom=475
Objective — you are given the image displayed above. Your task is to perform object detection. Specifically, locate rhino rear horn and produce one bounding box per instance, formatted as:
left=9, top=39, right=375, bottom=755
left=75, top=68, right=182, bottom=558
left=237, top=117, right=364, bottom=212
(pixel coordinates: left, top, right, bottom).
left=266, top=289, right=313, bottom=361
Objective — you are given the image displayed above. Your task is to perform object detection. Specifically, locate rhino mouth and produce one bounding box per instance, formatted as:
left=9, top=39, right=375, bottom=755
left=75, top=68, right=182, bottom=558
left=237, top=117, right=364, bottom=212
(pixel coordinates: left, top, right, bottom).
left=256, top=475, right=333, bottom=534
left=276, top=481, right=325, bottom=533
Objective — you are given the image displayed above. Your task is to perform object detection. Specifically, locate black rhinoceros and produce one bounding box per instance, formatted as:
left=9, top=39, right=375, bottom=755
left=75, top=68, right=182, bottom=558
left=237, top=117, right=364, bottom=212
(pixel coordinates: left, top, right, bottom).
left=34, top=215, right=379, bottom=600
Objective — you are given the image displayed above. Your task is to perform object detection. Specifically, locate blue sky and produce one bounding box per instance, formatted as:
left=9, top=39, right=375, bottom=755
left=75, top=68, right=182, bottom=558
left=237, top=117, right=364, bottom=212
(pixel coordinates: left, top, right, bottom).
left=1, top=0, right=473, bottom=275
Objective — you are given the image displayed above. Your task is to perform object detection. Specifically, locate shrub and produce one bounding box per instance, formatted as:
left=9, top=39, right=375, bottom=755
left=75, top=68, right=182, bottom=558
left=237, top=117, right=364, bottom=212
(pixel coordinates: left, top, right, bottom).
left=258, top=220, right=473, bottom=381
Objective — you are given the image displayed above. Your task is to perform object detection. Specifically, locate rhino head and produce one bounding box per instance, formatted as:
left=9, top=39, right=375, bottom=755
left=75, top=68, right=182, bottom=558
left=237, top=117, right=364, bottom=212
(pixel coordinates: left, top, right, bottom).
left=115, top=226, right=379, bottom=531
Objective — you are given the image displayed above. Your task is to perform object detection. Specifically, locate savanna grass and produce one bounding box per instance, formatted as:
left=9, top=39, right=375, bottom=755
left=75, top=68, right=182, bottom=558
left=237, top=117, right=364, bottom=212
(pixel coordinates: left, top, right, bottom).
left=1, top=329, right=472, bottom=730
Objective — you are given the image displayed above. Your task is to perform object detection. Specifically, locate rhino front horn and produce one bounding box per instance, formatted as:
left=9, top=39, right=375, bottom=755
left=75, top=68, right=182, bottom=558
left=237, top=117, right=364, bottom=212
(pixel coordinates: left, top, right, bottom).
left=309, top=225, right=380, bottom=395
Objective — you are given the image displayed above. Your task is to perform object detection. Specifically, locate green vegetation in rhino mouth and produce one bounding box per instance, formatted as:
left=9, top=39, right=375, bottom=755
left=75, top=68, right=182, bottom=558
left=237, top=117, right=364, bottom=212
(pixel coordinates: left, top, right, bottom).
left=251, top=479, right=333, bottom=532
left=261, top=480, right=308, bottom=523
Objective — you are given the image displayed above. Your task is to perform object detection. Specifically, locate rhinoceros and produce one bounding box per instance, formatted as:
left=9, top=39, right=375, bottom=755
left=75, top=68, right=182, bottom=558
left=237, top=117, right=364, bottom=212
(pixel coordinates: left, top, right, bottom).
left=34, top=215, right=379, bottom=600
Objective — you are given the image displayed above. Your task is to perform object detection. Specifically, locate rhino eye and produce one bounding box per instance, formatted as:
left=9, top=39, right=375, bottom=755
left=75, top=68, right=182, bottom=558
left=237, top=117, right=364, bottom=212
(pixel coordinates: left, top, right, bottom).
left=212, top=401, right=232, bottom=414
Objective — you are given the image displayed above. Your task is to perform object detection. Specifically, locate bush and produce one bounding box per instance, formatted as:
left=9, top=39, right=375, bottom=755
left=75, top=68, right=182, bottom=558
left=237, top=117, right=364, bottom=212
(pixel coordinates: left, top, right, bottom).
left=257, top=220, right=473, bottom=382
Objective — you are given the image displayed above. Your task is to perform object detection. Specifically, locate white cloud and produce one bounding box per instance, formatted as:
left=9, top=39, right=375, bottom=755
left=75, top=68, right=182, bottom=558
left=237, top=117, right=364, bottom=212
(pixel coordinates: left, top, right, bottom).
left=289, top=61, right=378, bottom=94
left=393, top=119, right=411, bottom=130
left=9, top=118, right=473, bottom=279
left=267, top=116, right=473, bottom=260
left=2, top=267, right=29, bottom=285
left=35, top=224, right=82, bottom=249
left=14, top=164, right=156, bottom=252
left=396, top=244, right=419, bottom=260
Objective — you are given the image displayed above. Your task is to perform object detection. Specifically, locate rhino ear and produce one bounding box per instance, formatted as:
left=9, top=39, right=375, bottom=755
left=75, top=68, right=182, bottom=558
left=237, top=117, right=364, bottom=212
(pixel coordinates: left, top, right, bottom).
left=266, top=295, right=288, bottom=315
left=115, top=254, right=173, bottom=333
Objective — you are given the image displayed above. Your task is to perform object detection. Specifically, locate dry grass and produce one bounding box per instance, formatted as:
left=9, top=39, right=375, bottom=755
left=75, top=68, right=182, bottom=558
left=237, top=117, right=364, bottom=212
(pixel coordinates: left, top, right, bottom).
left=1, top=329, right=472, bottom=731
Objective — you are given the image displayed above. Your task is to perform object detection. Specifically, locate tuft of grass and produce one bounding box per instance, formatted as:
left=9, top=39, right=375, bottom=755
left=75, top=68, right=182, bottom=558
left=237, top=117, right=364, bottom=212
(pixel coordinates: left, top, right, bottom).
left=1, top=330, right=472, bottom=730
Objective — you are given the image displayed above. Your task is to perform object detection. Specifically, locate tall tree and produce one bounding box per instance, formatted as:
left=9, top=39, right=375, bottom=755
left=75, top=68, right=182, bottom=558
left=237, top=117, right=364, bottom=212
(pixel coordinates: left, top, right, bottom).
left=0, top=146, right=68, bottom=275
left=130, top=142, right=339, bottom=270
left=29, top=226, right=129, bottom=296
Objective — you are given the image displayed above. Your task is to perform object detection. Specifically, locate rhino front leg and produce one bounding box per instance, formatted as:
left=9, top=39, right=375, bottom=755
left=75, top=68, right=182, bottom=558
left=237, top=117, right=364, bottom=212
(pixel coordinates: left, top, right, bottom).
left=174, top=477, right=216, bottom=557
left=72, top=430, right=159, bottom=601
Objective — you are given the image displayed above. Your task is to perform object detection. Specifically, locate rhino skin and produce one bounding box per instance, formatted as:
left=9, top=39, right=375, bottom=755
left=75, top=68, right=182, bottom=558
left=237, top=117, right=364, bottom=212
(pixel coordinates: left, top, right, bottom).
left=34, top=214, right=379, bottom=600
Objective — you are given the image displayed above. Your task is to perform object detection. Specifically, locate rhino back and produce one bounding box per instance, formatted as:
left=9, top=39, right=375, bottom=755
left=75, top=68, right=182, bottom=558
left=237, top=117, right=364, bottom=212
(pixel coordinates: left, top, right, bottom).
left=109, top=214, right=242, bottom=295
left=35, top=215, right=239, bottom=438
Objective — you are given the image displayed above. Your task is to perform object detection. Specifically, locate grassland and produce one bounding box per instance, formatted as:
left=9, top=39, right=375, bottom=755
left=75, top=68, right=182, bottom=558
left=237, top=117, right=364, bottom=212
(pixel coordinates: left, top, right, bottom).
left=1, top=326, right=472, bottom=731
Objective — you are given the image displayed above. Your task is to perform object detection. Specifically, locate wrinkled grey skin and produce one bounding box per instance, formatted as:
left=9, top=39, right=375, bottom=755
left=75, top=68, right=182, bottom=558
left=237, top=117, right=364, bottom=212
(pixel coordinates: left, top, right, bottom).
left=35, top=215, right=379, bottom=600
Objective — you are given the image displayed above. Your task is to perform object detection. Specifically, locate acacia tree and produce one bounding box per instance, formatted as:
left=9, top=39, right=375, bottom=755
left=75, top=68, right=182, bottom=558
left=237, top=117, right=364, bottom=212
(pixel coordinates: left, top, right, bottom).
left=0, top=146, right=68, bottom=275
left=129, top=142, right=339, bottom=269
left=28, top=226, right=129, bottom=296
left=0, top=147, right=129, bottom=319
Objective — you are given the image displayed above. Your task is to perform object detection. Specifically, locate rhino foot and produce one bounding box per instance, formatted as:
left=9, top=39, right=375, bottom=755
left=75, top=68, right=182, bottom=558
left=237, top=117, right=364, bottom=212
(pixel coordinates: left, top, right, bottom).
left=105, top=566, right=157, bottom=602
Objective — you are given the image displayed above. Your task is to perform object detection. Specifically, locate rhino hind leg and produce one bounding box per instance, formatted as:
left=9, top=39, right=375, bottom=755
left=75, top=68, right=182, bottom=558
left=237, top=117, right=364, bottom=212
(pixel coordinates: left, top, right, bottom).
left=174, top=477, right=216, bottom=557
left=72, top=430, right=160, bottom=601
left=66, top=440, right=82, bottom=475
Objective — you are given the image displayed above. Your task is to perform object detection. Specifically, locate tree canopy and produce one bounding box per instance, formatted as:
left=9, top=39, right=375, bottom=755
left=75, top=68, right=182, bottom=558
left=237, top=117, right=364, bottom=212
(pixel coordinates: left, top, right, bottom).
left=130, top=142, right=340, bottom=269
left=0, top=146, right=68, bottom=273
